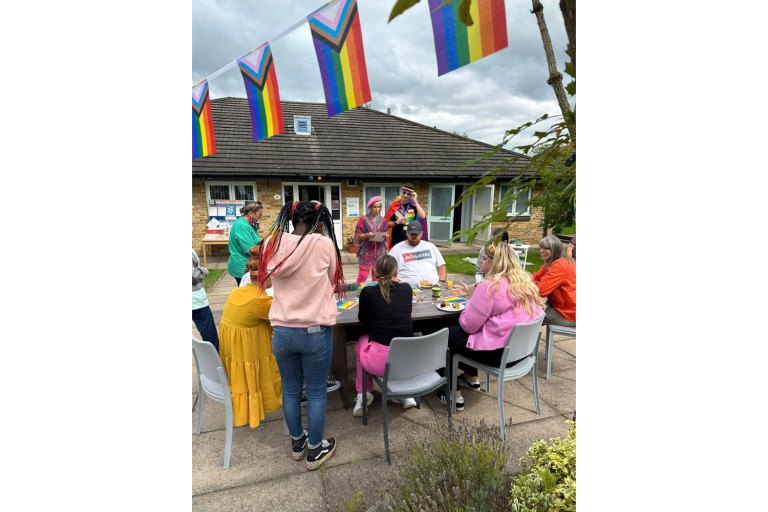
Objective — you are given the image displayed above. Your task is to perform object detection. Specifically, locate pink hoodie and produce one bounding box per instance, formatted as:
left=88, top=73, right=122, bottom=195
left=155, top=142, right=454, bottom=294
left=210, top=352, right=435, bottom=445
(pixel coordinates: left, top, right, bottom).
left=266, top=233, right=338, bottom=327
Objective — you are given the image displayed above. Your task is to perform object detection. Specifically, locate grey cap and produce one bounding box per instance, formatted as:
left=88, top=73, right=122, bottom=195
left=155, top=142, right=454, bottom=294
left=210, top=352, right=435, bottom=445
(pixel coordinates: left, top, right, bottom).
left=406, top=220, right=423, bottom=234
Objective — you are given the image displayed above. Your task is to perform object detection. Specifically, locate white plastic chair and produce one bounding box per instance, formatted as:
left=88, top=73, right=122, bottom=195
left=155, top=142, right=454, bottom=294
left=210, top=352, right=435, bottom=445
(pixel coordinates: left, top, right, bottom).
left=192, top=336, right=234, bottom=469
left=451, top=314, right=545, bottom=441
left=544, top=325, right=576, bottom=379
left=361, top=328, right=451, bottom=465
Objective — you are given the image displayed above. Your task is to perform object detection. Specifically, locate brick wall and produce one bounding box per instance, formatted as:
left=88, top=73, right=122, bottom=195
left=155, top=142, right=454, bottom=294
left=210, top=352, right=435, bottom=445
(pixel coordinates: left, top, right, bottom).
left=490, top=185, right=545, bottom=246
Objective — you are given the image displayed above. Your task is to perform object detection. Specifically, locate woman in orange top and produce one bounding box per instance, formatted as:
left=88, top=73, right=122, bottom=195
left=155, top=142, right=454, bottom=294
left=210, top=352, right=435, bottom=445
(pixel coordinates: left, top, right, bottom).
left=218, top=244, right=282, bottom=428
left=532, top=235, right=576, bottom=327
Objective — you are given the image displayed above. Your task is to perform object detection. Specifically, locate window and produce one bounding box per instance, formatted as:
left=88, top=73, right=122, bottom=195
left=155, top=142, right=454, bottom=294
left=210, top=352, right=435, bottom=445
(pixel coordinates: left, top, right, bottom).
left=364, top=184, right=401, bottom=211
left=294, top=115, right=312, bottom=135
left=499, top=184, right=531, bottom=216
left=205, top=181, right=258, bottom=226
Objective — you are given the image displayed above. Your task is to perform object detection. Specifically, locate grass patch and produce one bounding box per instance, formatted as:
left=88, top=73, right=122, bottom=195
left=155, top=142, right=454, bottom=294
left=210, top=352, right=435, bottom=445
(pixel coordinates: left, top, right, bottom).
left=556, top=225, right=576, bottom=235
left=443, top=250, right=546, bottom=276
left=204, top=269, right=226, bottom=291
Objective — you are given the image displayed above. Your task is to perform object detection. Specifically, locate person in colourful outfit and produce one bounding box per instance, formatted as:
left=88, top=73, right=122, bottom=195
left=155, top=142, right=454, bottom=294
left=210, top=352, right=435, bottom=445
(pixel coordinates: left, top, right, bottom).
left=218, top=245, right=282, bottom=428
left=532, top=235, right=576, bottom=327
left=443, top=243, right=545, bottom=411
left=353, top=196, right=389, bottom=285
left=227, top=201, right=263, bottom=286
left=384, top=183, right=427, bottom=250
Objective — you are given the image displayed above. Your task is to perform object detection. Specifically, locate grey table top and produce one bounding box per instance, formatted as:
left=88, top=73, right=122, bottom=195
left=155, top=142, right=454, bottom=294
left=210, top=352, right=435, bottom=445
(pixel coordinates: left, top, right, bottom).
left=334, top=285, right=463, bottom=327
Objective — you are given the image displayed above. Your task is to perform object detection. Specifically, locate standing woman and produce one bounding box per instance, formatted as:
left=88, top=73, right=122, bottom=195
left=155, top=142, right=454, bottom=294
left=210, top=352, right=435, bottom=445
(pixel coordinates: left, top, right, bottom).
left=257, top=201, right=345, bottom=471
left=227, top=201, right=263, bottom=286
left=532, top=235, right=576, bottom=327
left=218, top=244, right=282, bottom=428
left=353, top=196, right=389, bottom=285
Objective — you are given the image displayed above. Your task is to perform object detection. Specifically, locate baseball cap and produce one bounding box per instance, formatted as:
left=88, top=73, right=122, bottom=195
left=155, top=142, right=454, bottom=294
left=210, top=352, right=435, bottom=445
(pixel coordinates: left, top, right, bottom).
left=406, top=220, right=423, bottom=234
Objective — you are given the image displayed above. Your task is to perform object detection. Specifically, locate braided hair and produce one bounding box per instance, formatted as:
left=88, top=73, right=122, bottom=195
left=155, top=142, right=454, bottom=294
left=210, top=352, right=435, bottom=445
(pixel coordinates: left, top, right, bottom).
left=257, top=200, right=346, bottom=298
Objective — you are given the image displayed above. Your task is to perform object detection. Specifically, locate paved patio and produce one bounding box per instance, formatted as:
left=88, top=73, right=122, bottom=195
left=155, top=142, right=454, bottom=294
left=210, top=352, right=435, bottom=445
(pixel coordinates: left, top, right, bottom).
left=192, top=244, right=574, bottom=511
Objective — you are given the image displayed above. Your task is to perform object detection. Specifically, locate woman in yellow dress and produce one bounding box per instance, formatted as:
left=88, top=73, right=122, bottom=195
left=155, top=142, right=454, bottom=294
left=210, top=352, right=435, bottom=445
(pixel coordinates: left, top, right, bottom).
left=218, top=243, right=282, bottom=428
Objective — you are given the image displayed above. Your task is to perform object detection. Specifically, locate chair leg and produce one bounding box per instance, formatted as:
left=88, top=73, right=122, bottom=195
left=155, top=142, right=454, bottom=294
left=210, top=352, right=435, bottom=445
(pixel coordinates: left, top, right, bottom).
left=532, top=360, right=541, bottom=415
left=546, top=327, right=554, bottom=379
left=223, top=398, right=233, bottom=470
left=196, top=390, right=204, bottom=435
left=485, top=372, right=490, bottom=393
left=362, top=367, right=367, bottom=426
left=497, top=375, right=506, bottom=442
left=415, top=395, right=421, bottom=409
left=382, top=392, right=390, bottom=466
left=445, top=380, right=452, bottom=423
left=451, top=357, right=459, bottom=415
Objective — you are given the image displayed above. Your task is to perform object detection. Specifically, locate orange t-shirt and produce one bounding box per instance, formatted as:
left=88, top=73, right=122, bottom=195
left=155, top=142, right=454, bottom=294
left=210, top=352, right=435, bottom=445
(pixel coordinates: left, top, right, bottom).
left=532, top=258, right=576, bottom=322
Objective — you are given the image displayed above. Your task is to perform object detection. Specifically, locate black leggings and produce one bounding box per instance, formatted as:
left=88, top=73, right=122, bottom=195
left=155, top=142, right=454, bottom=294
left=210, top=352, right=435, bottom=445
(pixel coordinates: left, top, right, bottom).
left=439, top=325, right=525, bottom=390
left=233, top=276, right=242, bottom=286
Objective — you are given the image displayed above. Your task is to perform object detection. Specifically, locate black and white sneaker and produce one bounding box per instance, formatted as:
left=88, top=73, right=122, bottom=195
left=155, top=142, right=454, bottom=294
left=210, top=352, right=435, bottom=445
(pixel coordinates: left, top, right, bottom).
left=457, top=373, right=481, bottom=391
left=301, top=381, right=341, bottom=407
left=306, top=438, right=336, bottom=470
left=291, top=429, right=309, bottom=461
left=436, top=389, right=464, bottom=411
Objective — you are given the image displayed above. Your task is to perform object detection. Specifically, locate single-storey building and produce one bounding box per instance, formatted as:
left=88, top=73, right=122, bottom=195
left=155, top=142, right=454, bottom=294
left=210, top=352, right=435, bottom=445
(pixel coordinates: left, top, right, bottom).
left=192, top=98, right=544, bottom=255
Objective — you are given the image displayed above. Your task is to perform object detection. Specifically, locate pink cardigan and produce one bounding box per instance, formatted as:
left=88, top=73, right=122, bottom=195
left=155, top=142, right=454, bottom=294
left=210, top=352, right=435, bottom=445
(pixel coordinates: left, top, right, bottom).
left=459, top=278, right=544, bottom=351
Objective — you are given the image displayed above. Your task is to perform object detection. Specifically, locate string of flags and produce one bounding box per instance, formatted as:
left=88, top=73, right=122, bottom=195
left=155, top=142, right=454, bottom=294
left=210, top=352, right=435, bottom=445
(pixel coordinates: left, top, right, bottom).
left=193, top=0, right=510, bottom=160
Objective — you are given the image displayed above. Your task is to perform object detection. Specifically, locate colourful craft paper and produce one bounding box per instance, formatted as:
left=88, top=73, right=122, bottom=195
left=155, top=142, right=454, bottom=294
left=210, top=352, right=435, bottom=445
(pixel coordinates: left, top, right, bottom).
left=308, top=0, right=372, bottom=117
left=192, top=80, right=216, bottom=159
left=237, top=44, right=285, bottom=141
left=440, top=296, right=468, bottom=303
left=337, top=301, right=358, bottom=309
left=428, top=0, right=508, bottom=76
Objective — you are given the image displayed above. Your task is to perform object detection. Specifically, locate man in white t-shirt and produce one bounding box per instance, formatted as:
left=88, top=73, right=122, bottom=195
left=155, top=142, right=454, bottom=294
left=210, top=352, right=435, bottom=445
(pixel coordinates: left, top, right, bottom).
left=389, top=220, right=447, bottom=287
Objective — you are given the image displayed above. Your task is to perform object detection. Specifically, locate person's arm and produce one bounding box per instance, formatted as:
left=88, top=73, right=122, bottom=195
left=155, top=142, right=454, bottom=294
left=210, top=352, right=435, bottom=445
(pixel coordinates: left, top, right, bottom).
left=325, top=238, right=337, bottom=288
left=357, top=289, right=370, bottom=324
left=536, top=260, right=569, bottom=297
left=433, top=246, right=447, bottom=282
left=252, top=294, right=273, bottom=321
left=411, top=199, right=426, bottom=220
left=531, top=265, right=545, bottom=284
left=192, top=266, right=205, bottom=284
left=437, top=265, right=447, bottom=282
left=459, top=282, right=493, bottom=334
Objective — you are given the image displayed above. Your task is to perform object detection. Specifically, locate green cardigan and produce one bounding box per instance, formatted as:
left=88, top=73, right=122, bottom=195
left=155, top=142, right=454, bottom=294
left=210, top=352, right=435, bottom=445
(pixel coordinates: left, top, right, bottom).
left=227, top=216, right=260, bottom=278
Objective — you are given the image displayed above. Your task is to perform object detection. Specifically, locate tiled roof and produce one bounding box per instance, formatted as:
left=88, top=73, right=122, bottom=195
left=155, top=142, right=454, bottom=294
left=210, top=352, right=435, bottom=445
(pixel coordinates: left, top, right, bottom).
left=192, top=98, right=532, bottom=179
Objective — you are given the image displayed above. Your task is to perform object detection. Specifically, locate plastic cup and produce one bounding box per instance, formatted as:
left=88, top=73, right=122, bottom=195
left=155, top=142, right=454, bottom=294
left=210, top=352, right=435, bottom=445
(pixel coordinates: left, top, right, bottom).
left=446, top=281, right=453, bottom=286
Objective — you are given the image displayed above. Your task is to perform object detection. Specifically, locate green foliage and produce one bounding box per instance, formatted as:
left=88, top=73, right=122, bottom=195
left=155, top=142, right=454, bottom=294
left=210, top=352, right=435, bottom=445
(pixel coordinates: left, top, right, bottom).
left=442, top=254, right=477, bottom=276
left=365, top=419, right=515, bottom=512
left=391, top=0, right=475, bottom=26
left=458, top=0, right=474, bottom=26
left=388, top=0, right=421, bottom=23
left=527, top=147, right=575, bottom=234
left=344, top=491, right=367, bottom=512
left=510, top=422, right=576, bottom=512
left=203, top=269, right=226, bottom=291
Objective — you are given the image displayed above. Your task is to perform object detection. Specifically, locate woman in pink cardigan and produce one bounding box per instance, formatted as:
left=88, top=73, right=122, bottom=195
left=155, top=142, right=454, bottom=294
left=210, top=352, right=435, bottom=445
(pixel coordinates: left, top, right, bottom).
left=442, top=243, right=545, bottom=411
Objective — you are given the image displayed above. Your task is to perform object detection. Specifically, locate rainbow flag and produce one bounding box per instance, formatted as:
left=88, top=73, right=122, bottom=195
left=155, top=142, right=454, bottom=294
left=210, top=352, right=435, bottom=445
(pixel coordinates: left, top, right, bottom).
left=237, top=44, right=285, bottom=141
left=428, top=0, right=508, bottom=76
left=192, top=80, right=216, bottom=159
left=308, top=0, right=372, bottom=117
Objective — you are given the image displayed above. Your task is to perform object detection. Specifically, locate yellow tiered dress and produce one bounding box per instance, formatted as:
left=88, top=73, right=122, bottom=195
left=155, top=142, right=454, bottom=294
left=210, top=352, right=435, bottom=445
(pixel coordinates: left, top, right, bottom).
left=218, top=284, right=282, bottom=428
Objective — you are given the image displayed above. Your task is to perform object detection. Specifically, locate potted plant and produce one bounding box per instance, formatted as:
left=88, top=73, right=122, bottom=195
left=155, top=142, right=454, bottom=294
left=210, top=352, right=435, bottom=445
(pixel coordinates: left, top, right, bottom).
left=346, top=235, right=358, bottom=254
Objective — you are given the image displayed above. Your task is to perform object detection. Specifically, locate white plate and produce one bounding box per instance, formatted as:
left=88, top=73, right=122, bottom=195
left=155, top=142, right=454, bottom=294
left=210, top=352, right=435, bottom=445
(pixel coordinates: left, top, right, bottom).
left=436, top=303, right=465, bottom=312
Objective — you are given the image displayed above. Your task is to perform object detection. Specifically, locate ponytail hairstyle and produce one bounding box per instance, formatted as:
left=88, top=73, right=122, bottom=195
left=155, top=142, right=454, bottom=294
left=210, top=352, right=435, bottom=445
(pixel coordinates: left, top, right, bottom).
left=240, top=201, right=262, bottom=216
left=374, top=254, right=399, bottom=303
left=246, top=242, right=264, bottom=285
left=257, top=200, right=346, bottom=297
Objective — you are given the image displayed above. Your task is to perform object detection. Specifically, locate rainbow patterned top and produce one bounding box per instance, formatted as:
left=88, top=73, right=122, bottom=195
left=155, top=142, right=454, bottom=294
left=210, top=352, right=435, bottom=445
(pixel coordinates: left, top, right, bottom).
left=428, top=0, right=509, bottom=76
left=308, top=0, right=372, bottom=117
left=192, top=80, right=216, bottom=159
left=237, top=44, right=285, bottom=141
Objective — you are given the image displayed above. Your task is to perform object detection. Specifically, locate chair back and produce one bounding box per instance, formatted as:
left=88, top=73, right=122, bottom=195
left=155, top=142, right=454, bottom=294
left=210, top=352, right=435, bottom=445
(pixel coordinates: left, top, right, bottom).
left=385, top=328, right=449, bottom=381
left=502, top=314, right=546, bottom=363
left=192, top=335, right=226, bottom=384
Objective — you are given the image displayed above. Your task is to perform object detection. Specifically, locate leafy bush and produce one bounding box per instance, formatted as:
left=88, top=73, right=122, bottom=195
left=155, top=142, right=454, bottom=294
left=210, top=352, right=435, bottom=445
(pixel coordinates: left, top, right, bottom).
left=510, top=421, right=576, bottom=512
left=364, top=419, right=514, bottom=512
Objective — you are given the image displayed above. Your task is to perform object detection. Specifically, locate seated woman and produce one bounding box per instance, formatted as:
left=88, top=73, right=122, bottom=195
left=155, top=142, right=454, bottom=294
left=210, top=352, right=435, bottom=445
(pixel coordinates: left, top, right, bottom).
left=353, top=254, right=418, bottom=416
left=218, top=245, right=282, bottom=428
left=476, top=228, right=517, bottom=279
left=532, top=235, right=576, bottom=327
left=444, top=243, right=545, bottom=411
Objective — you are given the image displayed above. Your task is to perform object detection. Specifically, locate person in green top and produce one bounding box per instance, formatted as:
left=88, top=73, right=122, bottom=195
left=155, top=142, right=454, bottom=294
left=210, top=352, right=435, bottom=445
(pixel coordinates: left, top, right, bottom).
left=228, top=201, right=263, bottom=286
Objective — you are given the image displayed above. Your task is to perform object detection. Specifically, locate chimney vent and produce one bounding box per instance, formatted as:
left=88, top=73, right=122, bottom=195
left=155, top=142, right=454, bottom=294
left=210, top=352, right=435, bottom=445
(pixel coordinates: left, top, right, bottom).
left=387, top=108, right=391, bottom=115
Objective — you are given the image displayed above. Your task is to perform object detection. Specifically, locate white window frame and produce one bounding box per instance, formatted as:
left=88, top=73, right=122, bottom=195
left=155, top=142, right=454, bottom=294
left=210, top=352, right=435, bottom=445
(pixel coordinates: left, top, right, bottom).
left=363, top=183, right=403, bottom=208
left=293, top=115, right=312, bottom=136
left=204, top=181, right=259, bottom=205
left=499, top=184, right=532, bottom=217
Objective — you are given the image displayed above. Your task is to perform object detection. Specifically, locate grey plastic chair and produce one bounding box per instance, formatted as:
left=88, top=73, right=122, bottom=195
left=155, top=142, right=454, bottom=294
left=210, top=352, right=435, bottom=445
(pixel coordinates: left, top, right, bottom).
left=451, top=314, right=545, bottom=441
left=361, top=328, right=451, bottom=465
left=192, top=335, right=235, bottom=469
left=545, top=325, right=576, bottom=379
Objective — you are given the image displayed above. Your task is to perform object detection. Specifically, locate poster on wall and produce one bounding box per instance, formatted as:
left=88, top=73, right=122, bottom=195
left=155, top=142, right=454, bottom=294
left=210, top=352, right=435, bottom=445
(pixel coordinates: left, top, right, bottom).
left=207, top=199, right=246, bottom=229
left=347, top=197, right=359, bottom=217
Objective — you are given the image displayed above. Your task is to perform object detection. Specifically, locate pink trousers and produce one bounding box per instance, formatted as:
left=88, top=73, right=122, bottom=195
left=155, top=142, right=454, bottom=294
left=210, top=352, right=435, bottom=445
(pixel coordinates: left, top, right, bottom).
left=356, top=268, right=376, bottom=286
left=354, top=335, right=389, bottom=394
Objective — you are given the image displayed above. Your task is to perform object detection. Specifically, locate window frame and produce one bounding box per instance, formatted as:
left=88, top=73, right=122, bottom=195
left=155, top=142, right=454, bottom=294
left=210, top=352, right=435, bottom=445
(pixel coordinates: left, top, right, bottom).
left=293, top=115, right=312, bottom=136
left=499, top=183, right=532, bottom=217
left=363, top=183, right=403, bottom=213
left=204, top=181, right=259, bottom=205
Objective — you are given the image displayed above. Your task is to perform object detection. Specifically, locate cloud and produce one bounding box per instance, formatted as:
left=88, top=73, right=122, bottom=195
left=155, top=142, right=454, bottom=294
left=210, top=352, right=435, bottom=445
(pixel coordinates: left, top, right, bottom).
left=193, top=0, right=574, bottom=145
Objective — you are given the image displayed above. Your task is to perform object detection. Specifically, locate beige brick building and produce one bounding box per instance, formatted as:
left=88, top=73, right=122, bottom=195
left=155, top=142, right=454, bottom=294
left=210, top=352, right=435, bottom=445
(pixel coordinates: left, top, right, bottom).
left=193, top=99, right=545, bottom=257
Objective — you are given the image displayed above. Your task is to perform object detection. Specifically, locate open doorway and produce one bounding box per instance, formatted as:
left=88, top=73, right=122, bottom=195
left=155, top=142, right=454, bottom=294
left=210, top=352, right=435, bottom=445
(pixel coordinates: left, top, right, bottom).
left=452, top=184, right=464, bottom=239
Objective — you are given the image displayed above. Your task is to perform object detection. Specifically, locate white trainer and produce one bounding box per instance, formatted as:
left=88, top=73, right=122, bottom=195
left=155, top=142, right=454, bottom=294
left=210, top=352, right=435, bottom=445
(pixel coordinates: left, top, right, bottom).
left=353, top=392, right=374, bottom=417
left=403, top=397, right=417, bottom=410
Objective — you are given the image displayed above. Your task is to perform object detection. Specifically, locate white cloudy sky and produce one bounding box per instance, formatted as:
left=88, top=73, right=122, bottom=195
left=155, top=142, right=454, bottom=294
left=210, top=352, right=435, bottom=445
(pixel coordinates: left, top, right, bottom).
left=192, top=0, right=574, bottom=146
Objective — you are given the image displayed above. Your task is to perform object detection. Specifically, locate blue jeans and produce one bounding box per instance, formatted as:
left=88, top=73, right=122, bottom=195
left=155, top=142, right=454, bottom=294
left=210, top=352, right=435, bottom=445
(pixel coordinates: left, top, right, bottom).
left=272, top=325, right=333, bottom=447
left=192, top=306, right=219, bottom=352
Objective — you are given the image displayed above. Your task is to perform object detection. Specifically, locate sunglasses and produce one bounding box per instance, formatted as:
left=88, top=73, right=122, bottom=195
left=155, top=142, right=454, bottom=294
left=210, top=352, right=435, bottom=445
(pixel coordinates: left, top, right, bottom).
left=401, top=190, right=413, bottom=196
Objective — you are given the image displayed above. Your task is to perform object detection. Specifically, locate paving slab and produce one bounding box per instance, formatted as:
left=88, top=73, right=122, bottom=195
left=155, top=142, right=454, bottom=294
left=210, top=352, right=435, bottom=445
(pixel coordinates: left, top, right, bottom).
left=192, top=471, right=325, bottom=511
left=322, top=455, right=399, bottom=512
left=536, top=341, right=577, bottom=375
left=516, top=368, right=576, bottom=414
left=502, top=414, right=573, bottom=476
left=554, top=336, right=576, bottom=357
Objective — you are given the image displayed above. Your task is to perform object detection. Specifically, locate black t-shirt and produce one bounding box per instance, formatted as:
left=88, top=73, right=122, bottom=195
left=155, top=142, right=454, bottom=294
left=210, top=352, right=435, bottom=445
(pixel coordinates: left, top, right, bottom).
left=389, top=203, right=416, bottom=247
left=357, top=281, right=413, bottom=346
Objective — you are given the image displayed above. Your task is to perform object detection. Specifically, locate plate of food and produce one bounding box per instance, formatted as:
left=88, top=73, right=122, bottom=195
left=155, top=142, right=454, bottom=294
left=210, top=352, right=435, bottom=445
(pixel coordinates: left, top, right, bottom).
left=436, top=302, right=465, bottom=312
left=419, top=280, right=440, bottom=289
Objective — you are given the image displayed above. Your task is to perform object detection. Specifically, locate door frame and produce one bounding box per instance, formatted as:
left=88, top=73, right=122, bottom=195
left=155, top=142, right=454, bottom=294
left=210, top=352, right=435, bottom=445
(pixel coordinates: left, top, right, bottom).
left=280, top=182, right=343, bottom=250
left=427, top=183, right=456, bottom=245
left=457, top=184, right=495, bottom=243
